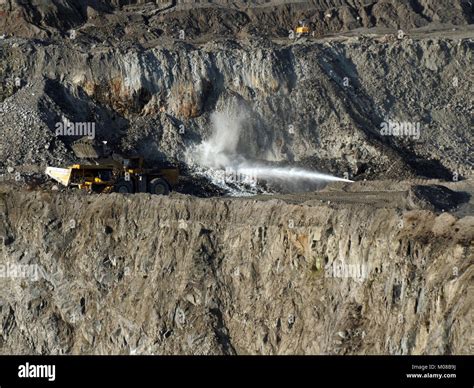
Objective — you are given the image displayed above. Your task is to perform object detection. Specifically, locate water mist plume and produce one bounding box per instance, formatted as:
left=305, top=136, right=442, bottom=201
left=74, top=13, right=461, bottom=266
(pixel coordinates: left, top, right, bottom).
left=186, top=109, right=353, bottom=194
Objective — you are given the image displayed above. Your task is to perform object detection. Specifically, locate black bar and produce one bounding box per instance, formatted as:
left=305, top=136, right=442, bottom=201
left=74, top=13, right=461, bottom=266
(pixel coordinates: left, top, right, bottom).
left=0, top=355, right=471, bottom=387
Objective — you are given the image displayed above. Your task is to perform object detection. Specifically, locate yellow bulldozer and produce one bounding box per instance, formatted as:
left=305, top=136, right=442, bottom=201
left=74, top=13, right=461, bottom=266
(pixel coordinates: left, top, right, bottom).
left=295, top=19, right=310, bottom=38
left=45, top=141, right=179, bottom=195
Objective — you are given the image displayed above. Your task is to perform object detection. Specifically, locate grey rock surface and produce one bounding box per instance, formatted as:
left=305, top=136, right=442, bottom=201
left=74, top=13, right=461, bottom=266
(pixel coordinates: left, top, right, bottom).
left=0, top=181, right=472, bottom=355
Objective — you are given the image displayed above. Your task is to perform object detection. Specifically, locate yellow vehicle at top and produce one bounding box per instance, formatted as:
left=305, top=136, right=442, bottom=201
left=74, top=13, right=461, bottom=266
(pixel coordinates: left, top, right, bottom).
left=295, top=19, right=310, bottom=38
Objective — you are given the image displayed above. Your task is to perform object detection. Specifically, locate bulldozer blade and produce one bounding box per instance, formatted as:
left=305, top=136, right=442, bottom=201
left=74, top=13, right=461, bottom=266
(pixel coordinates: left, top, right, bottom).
left=71, top=142, right=101, bottom=159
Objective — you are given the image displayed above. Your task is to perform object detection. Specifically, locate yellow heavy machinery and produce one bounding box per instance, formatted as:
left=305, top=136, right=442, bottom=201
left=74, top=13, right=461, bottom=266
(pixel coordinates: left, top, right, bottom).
left=295, top=19, right=310, bottom=38
left=45, top=142, right=179, bottom=195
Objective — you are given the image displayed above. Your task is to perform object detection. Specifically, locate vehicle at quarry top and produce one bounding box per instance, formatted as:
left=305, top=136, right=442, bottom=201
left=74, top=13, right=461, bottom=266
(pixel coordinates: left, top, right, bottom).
left=295, top=19, right=311, bottom=38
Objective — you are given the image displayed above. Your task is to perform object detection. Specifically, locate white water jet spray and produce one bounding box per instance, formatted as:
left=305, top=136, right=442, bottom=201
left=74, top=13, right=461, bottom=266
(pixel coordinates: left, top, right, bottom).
left=186, top=109, right=353, bottom=194
left=237, top=165, right=353, bottom=183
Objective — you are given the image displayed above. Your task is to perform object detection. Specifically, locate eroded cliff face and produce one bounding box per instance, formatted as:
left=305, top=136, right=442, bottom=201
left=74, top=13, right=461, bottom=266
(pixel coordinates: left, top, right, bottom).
left=0, top=182, right=472, bottom=355
left=0, top=1, right=473, bottom=184
left=1, top=33, right=472, bottom=180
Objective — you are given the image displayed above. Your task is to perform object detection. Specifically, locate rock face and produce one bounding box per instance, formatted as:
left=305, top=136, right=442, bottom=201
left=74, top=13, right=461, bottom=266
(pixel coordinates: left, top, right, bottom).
left=0, top=1, right=472, bottom=356
left=0, top=182, right=472, bottom=355
left=0, top=1, right=473, bottom=182
left=0, top=32, right=472, bottom=180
